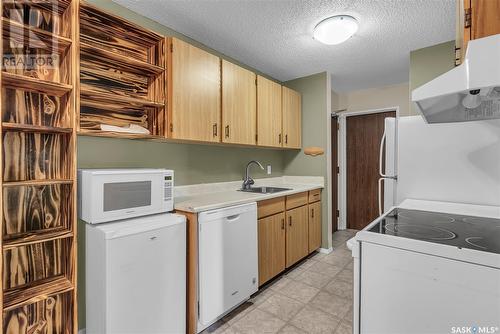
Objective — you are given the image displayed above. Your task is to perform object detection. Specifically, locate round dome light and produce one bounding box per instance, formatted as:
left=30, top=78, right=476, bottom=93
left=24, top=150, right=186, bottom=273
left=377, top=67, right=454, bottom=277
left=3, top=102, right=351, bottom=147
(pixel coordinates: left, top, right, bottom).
left=313, top=15, right=359, bottom=45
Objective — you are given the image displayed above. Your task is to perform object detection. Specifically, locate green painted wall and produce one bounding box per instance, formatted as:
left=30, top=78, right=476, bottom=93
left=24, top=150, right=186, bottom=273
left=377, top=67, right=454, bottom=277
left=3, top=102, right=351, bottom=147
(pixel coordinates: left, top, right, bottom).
left=283, top=72, right=331, bottom=248
left=78, top=137, right=285, bottom=185
left=409, top=40, right=455, bottom=114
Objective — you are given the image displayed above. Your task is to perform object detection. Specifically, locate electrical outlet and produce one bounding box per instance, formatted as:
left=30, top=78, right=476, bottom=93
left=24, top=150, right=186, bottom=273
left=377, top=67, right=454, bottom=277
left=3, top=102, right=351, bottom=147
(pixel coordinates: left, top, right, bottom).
left=266, top=164, right=272, bottom=175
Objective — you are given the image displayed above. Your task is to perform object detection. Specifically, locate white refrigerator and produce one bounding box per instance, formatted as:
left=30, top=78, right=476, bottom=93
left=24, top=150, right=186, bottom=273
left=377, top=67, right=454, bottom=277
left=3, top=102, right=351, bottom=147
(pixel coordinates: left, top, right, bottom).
left=86, top=213, right=186, bottom=334
left=379, top=116, right=500, bottom=211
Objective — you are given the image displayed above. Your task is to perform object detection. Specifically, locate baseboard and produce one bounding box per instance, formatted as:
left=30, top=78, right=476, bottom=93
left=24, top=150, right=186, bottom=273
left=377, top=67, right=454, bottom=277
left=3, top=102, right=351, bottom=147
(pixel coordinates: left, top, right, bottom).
left=318, top=247, right=333, bottom=254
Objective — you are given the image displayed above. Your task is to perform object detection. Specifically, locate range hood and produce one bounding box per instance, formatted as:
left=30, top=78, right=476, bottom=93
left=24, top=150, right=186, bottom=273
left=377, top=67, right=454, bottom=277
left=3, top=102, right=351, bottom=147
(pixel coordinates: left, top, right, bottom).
left=412, top=34, right=500, bottom=123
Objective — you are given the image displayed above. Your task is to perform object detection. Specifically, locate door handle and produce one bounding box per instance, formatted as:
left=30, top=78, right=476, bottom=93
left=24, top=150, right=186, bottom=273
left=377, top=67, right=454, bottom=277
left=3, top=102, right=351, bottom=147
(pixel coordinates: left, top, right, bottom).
left=213, top=123, right=218, bottom=137
left=288, top=216, right=292, bottom=226
left=285, top=134, right=288, bottom=144
left=281, top=218, right=285, bottom=230
left=311, top=208, right=314, bottom=218
left=379, top=130, right=387, bottom=177
left=225, top=125, right=230, bottom=138
left=378, top=177, right=385, bottom=216
left=226, top=214, right=240, bottom=221
left=279, top=133, right=282, bottom=144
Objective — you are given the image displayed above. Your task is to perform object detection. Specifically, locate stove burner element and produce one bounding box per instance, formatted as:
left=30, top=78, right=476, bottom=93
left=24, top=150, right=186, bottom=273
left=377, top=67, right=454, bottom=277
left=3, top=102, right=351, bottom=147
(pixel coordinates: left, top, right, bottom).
left=384, top=223, right=457, bottom=240
left=465, top=237, right=488, bottom=250
left=397, top=212, right=455, bottom=224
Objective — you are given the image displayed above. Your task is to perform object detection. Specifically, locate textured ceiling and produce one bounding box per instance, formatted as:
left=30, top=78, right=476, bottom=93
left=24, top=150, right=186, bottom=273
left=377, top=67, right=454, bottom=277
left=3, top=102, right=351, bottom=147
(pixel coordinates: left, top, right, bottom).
left=113, top=0, right=456, bottom=92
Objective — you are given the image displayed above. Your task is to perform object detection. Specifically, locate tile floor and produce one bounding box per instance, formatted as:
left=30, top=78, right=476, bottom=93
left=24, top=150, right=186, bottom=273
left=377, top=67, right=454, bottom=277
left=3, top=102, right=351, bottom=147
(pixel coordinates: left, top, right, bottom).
left=202, top=229, right=357, bottom=334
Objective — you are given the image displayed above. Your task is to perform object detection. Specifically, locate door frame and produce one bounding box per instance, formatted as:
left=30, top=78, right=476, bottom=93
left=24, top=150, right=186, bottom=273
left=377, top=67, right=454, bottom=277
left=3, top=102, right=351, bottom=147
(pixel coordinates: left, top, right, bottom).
left=337, top=106, right=400, bottom=230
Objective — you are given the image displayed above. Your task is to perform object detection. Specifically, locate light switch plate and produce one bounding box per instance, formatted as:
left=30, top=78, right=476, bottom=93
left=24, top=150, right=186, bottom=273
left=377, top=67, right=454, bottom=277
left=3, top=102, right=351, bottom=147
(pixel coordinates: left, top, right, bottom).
left=266, top=165, right=272, bottom=175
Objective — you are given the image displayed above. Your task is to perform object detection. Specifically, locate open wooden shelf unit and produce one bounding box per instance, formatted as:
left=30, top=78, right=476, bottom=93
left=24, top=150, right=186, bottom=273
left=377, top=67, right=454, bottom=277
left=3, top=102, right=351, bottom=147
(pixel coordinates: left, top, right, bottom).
left=0, top=0, right=78, bottom=333
left=78, top=2, right=166, bottom=138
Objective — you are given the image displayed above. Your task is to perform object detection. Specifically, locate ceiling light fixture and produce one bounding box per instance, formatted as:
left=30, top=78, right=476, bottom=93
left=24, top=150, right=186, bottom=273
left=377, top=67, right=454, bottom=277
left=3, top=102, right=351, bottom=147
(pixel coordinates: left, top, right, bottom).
left=313, top=15, right=358, bottom=45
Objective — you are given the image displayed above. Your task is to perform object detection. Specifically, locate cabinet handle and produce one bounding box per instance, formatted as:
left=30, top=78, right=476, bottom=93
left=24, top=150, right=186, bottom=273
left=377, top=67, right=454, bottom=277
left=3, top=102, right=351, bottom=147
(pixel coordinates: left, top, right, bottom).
left=285, top=134, right=288, bottom=144
left=279, top=134, right=282, bottom=144
left=288, top=216, right=292, bottom=226
left=213, top=123, right=218, bottom=137
left=311, top=208, right=314, bottom=218
left=225, top=125, right=230, bottom=138
left=281, top=219, right=285, bottom=230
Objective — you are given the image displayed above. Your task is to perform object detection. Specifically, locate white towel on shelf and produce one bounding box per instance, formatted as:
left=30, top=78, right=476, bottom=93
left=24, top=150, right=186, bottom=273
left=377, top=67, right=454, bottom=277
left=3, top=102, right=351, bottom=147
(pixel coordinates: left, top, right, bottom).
left=100, top=124, right=151, bottom=135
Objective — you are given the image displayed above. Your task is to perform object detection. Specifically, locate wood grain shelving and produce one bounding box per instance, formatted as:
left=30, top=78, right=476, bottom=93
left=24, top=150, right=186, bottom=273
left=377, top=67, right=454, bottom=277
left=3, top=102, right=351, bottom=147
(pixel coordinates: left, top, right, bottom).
left=80, top=42, right=164, bottom=75
left=79, top=2, right=166, bottom=139
left=80, top=88, right=164, bottom=108
left=2, top=122, right=73, bottom=133
left=3, top=276, right=73, bottom=311
left=2, top=18, right=72, bottom=52
left=3, top=229, right=73, bottom=250
left=1, top=0, right=78, bottom=332
left=2, top=179, right=73, bottom=187
left=2, top=72, right=72, bottom=96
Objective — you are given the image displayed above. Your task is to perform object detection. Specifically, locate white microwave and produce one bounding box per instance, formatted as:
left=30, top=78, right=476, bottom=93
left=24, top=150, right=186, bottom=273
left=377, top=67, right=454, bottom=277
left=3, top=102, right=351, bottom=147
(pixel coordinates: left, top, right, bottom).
left=78, top=169, right=174, bottom=224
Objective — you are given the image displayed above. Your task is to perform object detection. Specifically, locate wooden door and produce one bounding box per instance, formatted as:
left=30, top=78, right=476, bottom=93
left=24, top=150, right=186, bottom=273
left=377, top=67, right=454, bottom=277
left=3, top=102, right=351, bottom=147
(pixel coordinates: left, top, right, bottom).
left=257, top=76, right=282, bottom=147
left=258, top=212, right=286, bottom=285
left=222, top=60, right=256, bottom=145
left=308, top=201, right=322, bottom=253
left=346, top=111, right=395, bottom=230
left=282, top=86, right=301, bottom=149
left=331, top=116, right=339, bottom=233
left=285, top=205, right=308, bottom=267
left=170, top=38, right=221, bottom=142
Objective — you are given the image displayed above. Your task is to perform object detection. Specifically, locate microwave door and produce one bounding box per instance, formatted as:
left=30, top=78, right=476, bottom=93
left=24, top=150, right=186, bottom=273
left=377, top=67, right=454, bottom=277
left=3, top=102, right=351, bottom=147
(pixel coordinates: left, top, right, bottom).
left=96, top=174, right=164, bottom=222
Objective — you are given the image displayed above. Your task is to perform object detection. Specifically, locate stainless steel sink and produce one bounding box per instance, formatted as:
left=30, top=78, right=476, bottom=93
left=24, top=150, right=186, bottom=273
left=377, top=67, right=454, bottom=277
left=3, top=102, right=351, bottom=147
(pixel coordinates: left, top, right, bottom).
left=239, top=186, right=291, bottom=194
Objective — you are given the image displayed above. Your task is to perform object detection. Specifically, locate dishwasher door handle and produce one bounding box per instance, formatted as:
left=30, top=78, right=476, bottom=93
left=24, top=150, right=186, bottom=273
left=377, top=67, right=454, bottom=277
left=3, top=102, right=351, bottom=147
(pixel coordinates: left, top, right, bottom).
left=226, top=214, right=241, bottom=221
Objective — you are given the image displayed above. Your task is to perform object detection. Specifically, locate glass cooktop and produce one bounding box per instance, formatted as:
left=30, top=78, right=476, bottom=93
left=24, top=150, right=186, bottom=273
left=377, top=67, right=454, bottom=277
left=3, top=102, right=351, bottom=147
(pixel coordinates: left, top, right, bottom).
left=368, top=208, right=500, bottom=254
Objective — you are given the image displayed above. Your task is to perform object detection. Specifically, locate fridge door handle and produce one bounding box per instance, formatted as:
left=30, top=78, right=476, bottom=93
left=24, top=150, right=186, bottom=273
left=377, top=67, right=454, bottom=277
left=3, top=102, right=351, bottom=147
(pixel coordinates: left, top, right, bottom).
left=379, top=129, right=387, bottom=177
left=378, top=177, right=384, bottom=216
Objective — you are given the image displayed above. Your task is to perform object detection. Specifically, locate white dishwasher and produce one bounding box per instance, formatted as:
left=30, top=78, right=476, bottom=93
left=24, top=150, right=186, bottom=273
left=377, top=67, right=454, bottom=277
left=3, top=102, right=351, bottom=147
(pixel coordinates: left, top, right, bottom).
left=197, top=202, right=258, bottom=332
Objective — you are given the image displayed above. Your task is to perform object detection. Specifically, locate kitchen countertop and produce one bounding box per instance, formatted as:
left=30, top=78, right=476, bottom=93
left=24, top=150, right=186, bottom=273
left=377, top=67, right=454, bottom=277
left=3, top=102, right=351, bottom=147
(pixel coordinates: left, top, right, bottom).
left=174, top=176, right=324, bottom=213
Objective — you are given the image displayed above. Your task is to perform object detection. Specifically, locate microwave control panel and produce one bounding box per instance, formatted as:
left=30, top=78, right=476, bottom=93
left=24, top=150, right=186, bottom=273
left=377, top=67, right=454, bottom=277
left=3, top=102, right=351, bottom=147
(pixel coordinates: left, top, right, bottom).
left=163, top=172, right=173, bottom=202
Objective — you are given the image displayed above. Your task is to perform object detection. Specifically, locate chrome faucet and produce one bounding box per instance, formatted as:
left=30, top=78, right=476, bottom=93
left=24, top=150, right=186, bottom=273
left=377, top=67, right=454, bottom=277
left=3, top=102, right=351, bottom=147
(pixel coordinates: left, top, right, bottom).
left=242, top=160, right=264, bottom=190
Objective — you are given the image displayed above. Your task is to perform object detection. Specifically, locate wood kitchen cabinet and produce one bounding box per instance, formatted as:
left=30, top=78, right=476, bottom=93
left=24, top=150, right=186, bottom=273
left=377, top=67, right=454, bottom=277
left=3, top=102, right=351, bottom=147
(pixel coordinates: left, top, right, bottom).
left=258, top=212, right=286, bottom=285
left=258, top=192, right=318, bottom=283
left=222, top=60, right=257, bottom=145
left=308, top=201, right=322, bottom=253
left=169, top=38, right=221, bottom=142
left=282, top=86, right=302, bottom=149
left=285, top=205, right=309, bottom=267
left=456, top=0, right=500, bottom=65
left=257, top=75, right=282, bottom=147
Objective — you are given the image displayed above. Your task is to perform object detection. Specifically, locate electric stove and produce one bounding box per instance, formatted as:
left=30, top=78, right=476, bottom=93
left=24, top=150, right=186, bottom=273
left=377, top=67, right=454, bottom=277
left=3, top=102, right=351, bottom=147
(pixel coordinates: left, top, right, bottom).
left=368, top=207, right=500, bottom=254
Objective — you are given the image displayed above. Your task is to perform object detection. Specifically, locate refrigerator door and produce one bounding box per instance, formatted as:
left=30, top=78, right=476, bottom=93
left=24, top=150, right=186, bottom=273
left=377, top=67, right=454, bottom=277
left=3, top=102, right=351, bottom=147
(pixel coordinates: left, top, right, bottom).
left=378, top=117, right=397, bottom=214
left=86, top=214, right=186, bottom=334
left=198, top=203, right=258, bottom=331
left=397, top=116, right=500, bottom=206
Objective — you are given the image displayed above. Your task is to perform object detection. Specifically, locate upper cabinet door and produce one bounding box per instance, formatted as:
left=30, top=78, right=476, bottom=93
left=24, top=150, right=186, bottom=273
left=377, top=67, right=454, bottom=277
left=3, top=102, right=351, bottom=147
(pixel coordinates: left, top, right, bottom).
left=170, top=38, right=221, bottom=142
left=222, top=60, right=257, bottom=145
left=257, top=76, right=282, bottom=147
left=282, top=86, right=301, bottom=149
left=457, top=0, right=500, bottom=64
left=470, top=0, right=500, bottom=40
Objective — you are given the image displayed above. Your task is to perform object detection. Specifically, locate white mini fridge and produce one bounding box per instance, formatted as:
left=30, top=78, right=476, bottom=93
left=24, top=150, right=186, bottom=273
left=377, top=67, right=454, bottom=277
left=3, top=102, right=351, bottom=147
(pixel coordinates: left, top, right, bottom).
left=85, top=213, right=186, bottom=334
